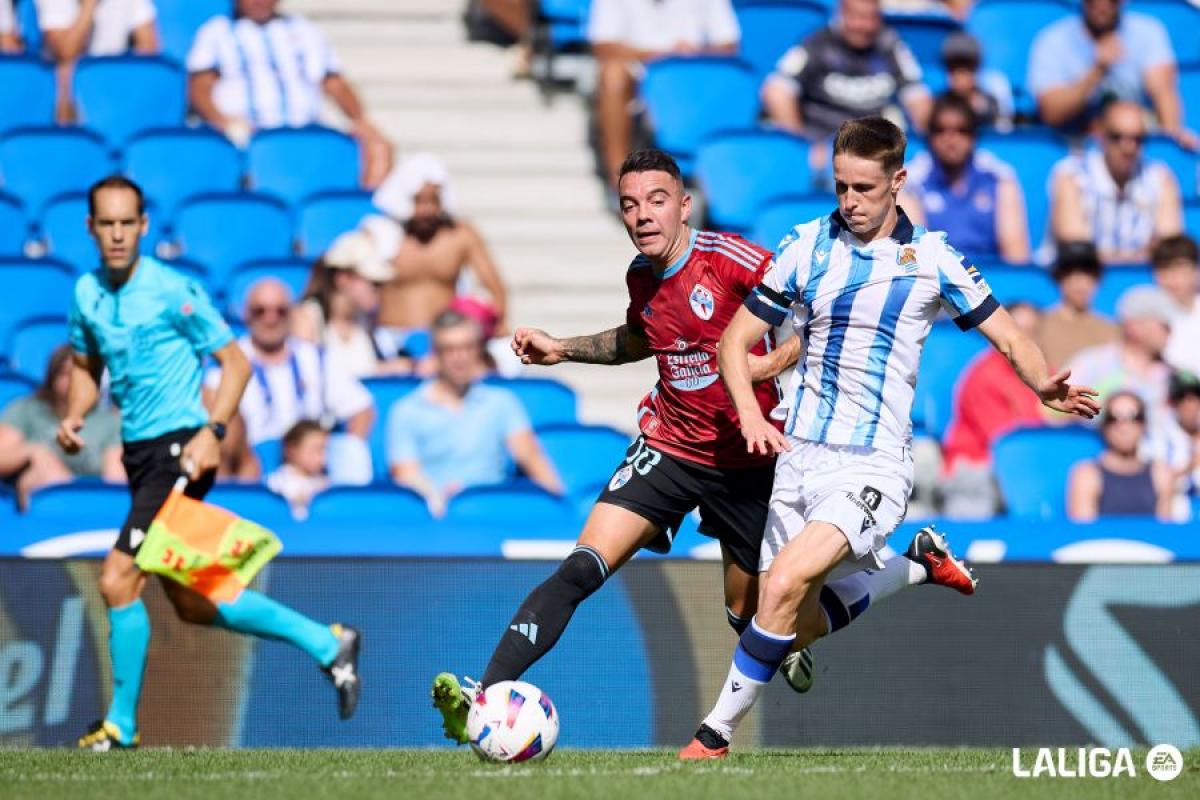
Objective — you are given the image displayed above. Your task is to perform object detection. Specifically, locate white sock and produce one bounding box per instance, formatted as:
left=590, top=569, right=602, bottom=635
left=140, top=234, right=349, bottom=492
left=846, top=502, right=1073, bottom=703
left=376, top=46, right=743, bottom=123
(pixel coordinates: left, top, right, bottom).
left=702, top=617, right=795, bottom=742
left=818, top=555, right=924, bottom=634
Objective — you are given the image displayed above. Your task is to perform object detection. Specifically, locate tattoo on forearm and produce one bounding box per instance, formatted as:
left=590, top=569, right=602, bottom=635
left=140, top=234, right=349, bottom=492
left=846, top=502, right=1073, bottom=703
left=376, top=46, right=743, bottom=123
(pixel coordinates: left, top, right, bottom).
left=561, top=326, right=640, bottom=365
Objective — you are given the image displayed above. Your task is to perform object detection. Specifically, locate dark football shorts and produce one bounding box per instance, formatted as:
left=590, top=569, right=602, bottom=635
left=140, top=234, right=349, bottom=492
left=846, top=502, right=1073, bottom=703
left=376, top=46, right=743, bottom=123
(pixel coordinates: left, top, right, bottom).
left=115, top=427, right=215, bottom=556
left=595, top=435, right=774, bottom=574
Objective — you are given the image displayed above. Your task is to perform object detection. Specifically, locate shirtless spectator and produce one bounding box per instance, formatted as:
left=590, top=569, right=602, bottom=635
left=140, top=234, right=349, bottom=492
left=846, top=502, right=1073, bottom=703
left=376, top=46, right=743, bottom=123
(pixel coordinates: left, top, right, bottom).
left=362, top=154, right=509, bottom=355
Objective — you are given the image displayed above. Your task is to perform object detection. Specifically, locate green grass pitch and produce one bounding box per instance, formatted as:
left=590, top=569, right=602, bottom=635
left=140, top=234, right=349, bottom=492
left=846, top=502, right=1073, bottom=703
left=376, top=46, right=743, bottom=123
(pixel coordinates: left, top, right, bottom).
left=1, top=748, right=1197, bottom=800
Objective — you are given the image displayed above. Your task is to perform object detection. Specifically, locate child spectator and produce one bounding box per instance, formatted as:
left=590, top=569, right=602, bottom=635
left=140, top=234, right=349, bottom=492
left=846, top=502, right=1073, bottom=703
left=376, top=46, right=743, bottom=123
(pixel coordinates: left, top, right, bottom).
left=938, top=31, right=1013, bottom=131
left=266, top=420, right=330, bottom=520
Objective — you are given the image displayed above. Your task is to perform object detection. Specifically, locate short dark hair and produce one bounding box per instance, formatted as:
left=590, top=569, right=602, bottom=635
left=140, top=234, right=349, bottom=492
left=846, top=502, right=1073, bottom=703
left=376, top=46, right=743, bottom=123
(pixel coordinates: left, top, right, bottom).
left=282, top=419, right=326, bottom=451
left=431, top=309, right=481, bottom=338
left=832, top=117, right=907, bottom=174
left=88, top=175, right=145, bottom=216
left=1051, top=241, right=1102, bottom=283
left=1150, top=234, right=1199, bottom=270
left=930, top=92, right=979, bottom=135
left=618, top=149, right=682, bottom=184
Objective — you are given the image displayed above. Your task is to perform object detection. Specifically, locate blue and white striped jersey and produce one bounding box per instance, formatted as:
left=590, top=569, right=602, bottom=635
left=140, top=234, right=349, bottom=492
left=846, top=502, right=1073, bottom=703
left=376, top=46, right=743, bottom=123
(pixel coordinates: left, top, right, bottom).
left=745, top=210, right=998, bottom=458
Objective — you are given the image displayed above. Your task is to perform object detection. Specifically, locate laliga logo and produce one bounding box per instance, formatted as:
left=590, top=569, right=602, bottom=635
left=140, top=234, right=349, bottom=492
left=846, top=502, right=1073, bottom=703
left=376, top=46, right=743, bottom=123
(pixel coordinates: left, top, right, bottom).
left=1011, top=745, right=1183, bottom=781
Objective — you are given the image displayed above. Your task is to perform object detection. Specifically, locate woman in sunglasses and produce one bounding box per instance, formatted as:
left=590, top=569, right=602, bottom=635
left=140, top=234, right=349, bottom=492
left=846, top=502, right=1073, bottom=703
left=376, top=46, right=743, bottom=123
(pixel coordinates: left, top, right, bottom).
left=1067, top=390, right=1174, bottom=520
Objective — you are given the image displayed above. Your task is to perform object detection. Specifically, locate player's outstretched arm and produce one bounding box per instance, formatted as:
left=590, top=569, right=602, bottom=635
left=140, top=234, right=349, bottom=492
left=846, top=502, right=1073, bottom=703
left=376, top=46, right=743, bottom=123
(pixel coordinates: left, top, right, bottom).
left=512, top=325, right=650, bottom=367
left=976, top=306, right=1100, bottom=419
left=56, top=352, right=102, bottom=455
left=719, top=307, right=790, bottom=455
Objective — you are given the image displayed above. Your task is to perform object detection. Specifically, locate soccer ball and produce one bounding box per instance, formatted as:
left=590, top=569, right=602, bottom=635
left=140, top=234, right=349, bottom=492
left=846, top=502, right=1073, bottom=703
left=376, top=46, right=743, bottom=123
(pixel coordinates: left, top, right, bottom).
left=466, top=680, right=559, bottom=763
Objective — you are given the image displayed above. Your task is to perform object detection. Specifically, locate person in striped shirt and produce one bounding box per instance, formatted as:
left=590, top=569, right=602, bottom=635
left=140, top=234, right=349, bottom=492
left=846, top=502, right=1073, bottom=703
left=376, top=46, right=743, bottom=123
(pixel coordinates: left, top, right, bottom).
left=681, top=117, right=1101, bottom=759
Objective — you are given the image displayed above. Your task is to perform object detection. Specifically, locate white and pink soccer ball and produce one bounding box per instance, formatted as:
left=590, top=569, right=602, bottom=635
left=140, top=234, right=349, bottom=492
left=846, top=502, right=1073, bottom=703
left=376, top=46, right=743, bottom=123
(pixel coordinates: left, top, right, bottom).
left=465, top=680, right=559, bottom=763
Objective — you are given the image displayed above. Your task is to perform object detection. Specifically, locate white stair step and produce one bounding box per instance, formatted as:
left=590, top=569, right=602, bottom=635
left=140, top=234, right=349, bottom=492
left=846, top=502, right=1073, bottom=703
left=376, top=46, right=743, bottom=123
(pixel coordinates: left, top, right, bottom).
left=360, top=81, right=549, bottom=111
left=338, top=45, right=513, bottom=83
left=376, top=106, right=589, bottom=148
left=290, top=0, right=458, bottom=19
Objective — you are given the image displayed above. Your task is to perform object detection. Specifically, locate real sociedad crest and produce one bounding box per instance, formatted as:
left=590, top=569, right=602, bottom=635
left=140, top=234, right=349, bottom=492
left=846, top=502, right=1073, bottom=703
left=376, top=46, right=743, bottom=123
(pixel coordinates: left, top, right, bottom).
left=689, top=284, right=714, bottom=320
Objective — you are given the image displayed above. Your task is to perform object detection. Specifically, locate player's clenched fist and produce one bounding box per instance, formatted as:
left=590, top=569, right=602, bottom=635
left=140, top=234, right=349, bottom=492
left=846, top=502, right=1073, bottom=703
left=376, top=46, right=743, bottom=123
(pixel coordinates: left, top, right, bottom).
left=56, top=416, right=86, bottom=455
left=740, top=414, right=790, bottom=456
left=512, top=328, right=565, bottom=366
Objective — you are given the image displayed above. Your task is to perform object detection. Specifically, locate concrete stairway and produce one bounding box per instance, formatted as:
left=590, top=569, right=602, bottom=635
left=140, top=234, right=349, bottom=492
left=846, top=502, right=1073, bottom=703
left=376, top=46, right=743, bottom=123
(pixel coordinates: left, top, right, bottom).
left=291, top=0, right=656, bottom=431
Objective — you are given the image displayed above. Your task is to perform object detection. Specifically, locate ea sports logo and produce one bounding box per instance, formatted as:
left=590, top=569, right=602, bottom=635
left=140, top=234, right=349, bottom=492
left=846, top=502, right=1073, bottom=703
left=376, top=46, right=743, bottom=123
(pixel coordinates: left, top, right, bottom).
left=1146, top=745, right=1183, bottom=782
left=689, top=284, right=714, bottom=320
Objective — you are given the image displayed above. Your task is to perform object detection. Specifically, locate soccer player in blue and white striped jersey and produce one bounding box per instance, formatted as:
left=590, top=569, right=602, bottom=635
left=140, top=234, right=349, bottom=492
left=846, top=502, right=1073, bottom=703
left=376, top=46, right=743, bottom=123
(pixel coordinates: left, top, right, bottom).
left=680, top=117, right=1101, bottom=759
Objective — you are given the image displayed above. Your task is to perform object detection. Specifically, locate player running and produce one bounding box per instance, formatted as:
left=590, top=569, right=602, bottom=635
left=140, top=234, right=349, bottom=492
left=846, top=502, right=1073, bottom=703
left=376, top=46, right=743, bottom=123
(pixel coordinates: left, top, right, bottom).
left=679, top=118, right=1100, bottom=759
left=61, top=177, right=362, bottom=751
left=432, top=149, right=977, bottom=745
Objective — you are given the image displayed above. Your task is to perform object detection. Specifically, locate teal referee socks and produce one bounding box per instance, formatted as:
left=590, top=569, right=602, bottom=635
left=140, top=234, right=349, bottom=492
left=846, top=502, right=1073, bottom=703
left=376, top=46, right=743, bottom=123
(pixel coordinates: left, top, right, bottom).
left=105, top=599, right=151, bottom=744
left=214, top=589, right=339, bottom=666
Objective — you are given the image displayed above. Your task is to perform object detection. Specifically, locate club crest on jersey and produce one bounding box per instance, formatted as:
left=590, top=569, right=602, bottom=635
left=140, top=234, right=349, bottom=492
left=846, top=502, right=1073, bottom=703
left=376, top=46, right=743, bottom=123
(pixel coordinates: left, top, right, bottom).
left=609, top=464, right=634, bottom=492
left=689, top=284, right=714, bottom=320
left=966, top=264, right=990, bottom=292
left=897, top=246, right=918, bottom=273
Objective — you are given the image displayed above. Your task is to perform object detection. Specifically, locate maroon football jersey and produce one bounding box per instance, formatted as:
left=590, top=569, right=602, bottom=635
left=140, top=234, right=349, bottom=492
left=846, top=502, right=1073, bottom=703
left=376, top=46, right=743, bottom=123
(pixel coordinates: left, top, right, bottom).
left=625, top=230, right=782, bottom=468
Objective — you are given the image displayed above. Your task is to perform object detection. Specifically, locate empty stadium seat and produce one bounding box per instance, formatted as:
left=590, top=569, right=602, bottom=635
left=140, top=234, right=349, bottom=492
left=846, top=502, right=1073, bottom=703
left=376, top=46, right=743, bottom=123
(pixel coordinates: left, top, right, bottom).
left=751, top=193, right=836, bottom=249
left=483, top=376, right=578, bottom=427
left=912, top=320, right=988, bottom=439
left=640, top=57, right=760, bottom=175
left=1186, top=198, right=1200, bottom=234
left=977, top=129, right=1069, bottom=249
left=223, top=258, right=312, bottom=314
left=0, top=57, right=55, bottom=135
left=247, top=127, right=360, bottom=209
left=993, top=425, right=1102, bottom=519
left=884, top=12, right=961, bottom=68
left=365, top=375, right=423, bottom=478
left=538, top=0, right=592, bottom=49
left=157, top=0, right=233, bottom=64
left=254, top=438, right=283, bottom=473
left=0, top=372, right=35, bottom=412
left=1180, top=66, right=1200, bottom=132
left=1093, top=264, right=1153, bottom=317
left=966, top=0, right=1072, bottom=110
left=735, top=1, right=826, bottom=82
left=444, top=482, right=574, bottom=530
left=1144, top=135, right=1198, bottom=199
left=7, top=316, right=67, bottom=381
left=980, top=263, right=1057, bottom=308
left=0, top=193, right=27, bottom=256
left=696, top=129, right=811, bottom=233
left=536, top=424, right=632, bottom=495
left=123, top=128, right=243, bottom=225
left=74, top=57, right=187, bottom=146
left=1134, top=0, right=1200, bottom=65
left=0, top=259, right=75, bottom=345
left=306, top=485, right=432, bottom=525
left=174, top=193, right=294, bottom=288
left=298, top=191, right=375, bottom=256
left=0, top=128, right=115, bottom=217
left=206, top=484, right=294, bottom=527
left=26, top=480, right=129, bottom=525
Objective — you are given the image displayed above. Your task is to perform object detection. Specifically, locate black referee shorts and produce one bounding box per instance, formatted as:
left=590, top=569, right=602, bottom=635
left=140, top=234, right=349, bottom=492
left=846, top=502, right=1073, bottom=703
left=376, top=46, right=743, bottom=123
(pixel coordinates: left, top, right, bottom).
left=595, top=436, right=774, bottom=574
left=114, top=427, right=214, bottom=556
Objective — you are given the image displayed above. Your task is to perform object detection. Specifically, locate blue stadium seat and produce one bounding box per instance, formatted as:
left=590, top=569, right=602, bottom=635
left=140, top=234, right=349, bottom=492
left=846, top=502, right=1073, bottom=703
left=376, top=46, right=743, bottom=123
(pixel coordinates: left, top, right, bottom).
left=1180, top=66, right=1200, bottom=132
left=26, top=480, right=130, bottom=526
left=640, top=57, right=760, bottom=175
left=223, top=258, right=312, bottom=314
left=751, top=193, right=836, bottom=249
left=247, top=127, right=360, bottom=209
left=15, top=0, right=42, bottom=53
left=980, top=263, right=1057, bottom=308
left=483, top=376, right=578, bottom=427
left=1186, top=197, right=1200, bottom=234
left=254, top=439, right=283, bottom=473
left=174, top=193, right=294, bottom=288
left=445, top=483, right=573, bottom=530
left=0, top=128, right=115, bottom=217
left=993, top=425, right=1102, bottom=519
left=306, top=485, right=432, bottom=525
left=156, top=0, right=232, bottom=64
left=0, top=372, right=35, bottom=412
left=1144, top=135, right=1198, bottom=199
left=966, top=0, right=1072, bottom=109
left=696, top=129, right=811, bottom=234
left=7, top=316, right=67, bottom=381
left=0, top=57, right=55, bottom=134
left=0, top=259, right=75, bottom=345
left=123, top=128, right=243, bottom=226
left=298, top=191, right=375, bottom=256
left=1133, top=1, right=1200, bottom=65
left=74, top=57, right=187, bottom=146
left=41, top=193, right=167, bottom=273
left=735, top=1, right=827, bottom=83
left=977, top=130, right=1069, bottom=250
left=538, top=0, right=592, bottom=49
left=365, top=375, right=423, bottom=478
left=884, top=12, right=962, bottom=68
left=912, top=320, right=988, bottom=439
left=536, top=424, right=632, bottom=495
left=0, top=193, right=27, bottom=256
left=206, top=484, right=294, bottom=528
left=1094, top=265, right=1153, bottom=317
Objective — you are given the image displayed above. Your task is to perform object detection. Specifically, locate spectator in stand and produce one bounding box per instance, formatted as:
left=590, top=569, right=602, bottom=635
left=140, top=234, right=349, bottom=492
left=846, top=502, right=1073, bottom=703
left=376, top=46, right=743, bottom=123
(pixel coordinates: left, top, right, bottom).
left=293, top=230, right=411, bottom=378
left=386, top=310, right=561, bottom=517
left=763, top=0, right=930, bottom=172
left=363, top=154, right=509, bottom=353
left=1150, top=370, right=1200, bottom=520
left=186, top=0, right=393, bottom=187
left=475, top=0, right=534, bottom=77
left=1035, top=241, right=1117, bottom=370
left=266, top=419, right=329, bottom=521
left=589, top=0, right=740, bottom=188
left=1151, top=234, right=1200, bottom=376
left=1065, top=284, right=1173, bottom=420
left=939, top=302, right=1044, bottom=519
left=1067, top=390, right=1173, bottom=520
left=36, top=0, right=159, bottom=122
left=938, top=31, right=1013, bottom=132
left=905, top=94, right=1030, bottom=264
left=1048, top=100, right=1182, bottom=266
left=1, top=1, right=21, bottom=51
left=1028, top=0, right=1195, bottom=143
left=0, top=345, right=124, bottom=507
left=206, top=278, right=376, bottom=484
